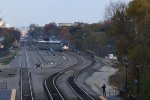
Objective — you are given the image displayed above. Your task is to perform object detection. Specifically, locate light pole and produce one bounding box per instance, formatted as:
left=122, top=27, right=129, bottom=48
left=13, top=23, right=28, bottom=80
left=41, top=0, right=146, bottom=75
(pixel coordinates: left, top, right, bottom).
left=125, top=60, right=128, bottom=94
left=136, top=64, right=140, bottom=100
left=122, top=57, right=128, bottom=94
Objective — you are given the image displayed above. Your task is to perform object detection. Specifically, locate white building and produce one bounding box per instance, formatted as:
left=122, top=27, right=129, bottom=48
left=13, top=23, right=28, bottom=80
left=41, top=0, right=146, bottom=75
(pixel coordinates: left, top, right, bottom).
left=58, top=23, right=73, bottom=27
left=19, top=27, right=29, bottom=37
left=58, top=22, right=80, bottom=27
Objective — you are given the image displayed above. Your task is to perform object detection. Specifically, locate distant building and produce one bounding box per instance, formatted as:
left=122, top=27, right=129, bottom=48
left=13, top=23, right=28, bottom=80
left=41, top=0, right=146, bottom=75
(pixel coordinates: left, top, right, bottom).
left=58, top=23, right=73, bottom=27
left=19, top=27, right=29, bottom=37
left=0, top=19, right=5, bottom=28
left=58, top=22, right=80, bottom=27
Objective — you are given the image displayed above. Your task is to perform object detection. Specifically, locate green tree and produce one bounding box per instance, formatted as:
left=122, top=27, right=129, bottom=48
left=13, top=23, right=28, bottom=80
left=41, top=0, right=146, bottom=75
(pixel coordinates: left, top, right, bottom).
left=127, top=1, right=150, bottom=98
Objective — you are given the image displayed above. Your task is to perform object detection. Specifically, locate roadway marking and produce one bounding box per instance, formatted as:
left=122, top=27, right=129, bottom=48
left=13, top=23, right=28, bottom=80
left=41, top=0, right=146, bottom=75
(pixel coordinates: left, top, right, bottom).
left=25, top=51, right=33, bottom=100
left=62, top=56, right=66, bottom=59
left=10, top=89, right=16, bottom=100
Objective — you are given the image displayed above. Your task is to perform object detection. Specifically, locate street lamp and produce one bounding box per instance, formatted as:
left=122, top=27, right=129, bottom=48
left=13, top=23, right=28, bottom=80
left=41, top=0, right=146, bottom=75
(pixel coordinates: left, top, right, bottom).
left=122, top=57, right=128, bottom=94
left=136, top=64, right=140, bottom=100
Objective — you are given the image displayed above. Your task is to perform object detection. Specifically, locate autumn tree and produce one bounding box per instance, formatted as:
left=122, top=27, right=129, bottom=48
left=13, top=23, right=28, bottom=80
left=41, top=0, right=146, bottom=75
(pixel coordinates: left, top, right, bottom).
left=125, top=0, right=150, bottom=67
left=58, top=26, right=71, bottom=39
left=68, top=23, right=110, bottom=54
left=68, top=24, right=85, bottom=50
left=105, top=0, right=150, bottom=98
left=0, top=27, right=21, bottom=49
left=126, top=0, right=150, bottom=98
left=105, top=1, right=132, bottom=58
left=44, top=23, right=58, bottom=37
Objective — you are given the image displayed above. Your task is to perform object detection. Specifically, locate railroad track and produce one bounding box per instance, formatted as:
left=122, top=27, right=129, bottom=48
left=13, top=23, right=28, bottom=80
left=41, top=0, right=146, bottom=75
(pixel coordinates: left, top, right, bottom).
left=36, top=50, right=47, bottom=64
left=44, top=53, right=97, bottom=100
left=32, top=48, right=63, bottom=66
left=20, top=50, right=33, bottom=100
left=44, top=53, right=83, bottom=100
left=67, top=58, right=96, bottom=100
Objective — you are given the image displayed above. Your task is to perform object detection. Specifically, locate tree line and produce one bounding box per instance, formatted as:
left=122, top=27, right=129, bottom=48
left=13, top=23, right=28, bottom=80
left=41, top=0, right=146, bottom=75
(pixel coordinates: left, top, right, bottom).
left=105, top=0, right=150, bottom=99
left=0, top=27, right=21, bottom=50
left=28, top=22, right=112, bottom=57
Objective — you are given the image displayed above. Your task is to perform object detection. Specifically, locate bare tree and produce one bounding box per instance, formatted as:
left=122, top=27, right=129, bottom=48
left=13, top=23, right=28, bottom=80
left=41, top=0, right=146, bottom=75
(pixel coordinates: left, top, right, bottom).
left=104, top=1, right=127, bottom=20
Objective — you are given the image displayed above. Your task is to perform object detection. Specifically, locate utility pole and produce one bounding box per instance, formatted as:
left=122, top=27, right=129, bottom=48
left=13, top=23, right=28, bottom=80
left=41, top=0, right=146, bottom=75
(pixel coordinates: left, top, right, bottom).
left=136, top=64, right=140, bottom=100
left=82, top=34, right=86, bottom=52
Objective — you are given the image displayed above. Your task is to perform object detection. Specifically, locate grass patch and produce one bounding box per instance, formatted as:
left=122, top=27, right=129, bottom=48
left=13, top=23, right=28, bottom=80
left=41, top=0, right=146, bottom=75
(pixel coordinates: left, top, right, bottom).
left=2, top=56, right=15, bottom=65
left=1, top=50, right=17, bottom=65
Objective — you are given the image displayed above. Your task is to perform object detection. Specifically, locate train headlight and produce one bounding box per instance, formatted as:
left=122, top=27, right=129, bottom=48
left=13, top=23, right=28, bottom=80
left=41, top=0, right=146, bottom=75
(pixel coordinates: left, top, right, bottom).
left=0, top=44, right=4, bottom=48
left=63, top=45, right=69, bottom=50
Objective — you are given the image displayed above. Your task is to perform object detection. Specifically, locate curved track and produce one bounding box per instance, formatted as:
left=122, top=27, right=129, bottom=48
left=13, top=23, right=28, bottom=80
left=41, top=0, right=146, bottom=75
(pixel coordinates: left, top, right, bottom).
left=44, top=54, right=83, bottom=100
left=67, top=58, right=96, bottom=100
left=44, top=53, right=97, bottom=100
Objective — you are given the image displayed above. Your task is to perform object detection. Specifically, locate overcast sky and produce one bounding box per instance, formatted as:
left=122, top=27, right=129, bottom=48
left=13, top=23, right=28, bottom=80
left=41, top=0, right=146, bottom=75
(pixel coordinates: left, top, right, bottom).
left=0, top=0, right=130, bottom=27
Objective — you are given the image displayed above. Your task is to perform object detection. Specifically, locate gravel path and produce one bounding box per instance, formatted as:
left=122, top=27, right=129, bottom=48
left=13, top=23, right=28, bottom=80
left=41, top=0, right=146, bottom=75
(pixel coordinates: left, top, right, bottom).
left=76, top=57, right=119, bottom=98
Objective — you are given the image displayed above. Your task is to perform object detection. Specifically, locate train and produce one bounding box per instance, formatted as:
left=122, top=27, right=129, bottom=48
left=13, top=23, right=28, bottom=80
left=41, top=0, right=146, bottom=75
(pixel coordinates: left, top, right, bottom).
left=37, top=40, right=69, bottom=52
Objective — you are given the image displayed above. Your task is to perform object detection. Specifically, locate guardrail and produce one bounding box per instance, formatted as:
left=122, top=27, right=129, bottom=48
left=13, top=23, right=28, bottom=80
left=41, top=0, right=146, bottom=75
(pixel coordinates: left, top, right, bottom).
left=99, top=88, right=119, bottom=97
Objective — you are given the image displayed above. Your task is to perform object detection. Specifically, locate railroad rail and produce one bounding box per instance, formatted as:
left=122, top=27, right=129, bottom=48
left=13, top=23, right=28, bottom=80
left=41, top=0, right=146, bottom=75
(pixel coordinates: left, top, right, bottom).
left=44, top=53, right=97, bottom=100
left=32, top=47, right=65, bottom=67
left=67, top=58, right=96, bottom=100
left=20, top=50, right=33, bottom=100
left=44, top=54, right=83, bottom=100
